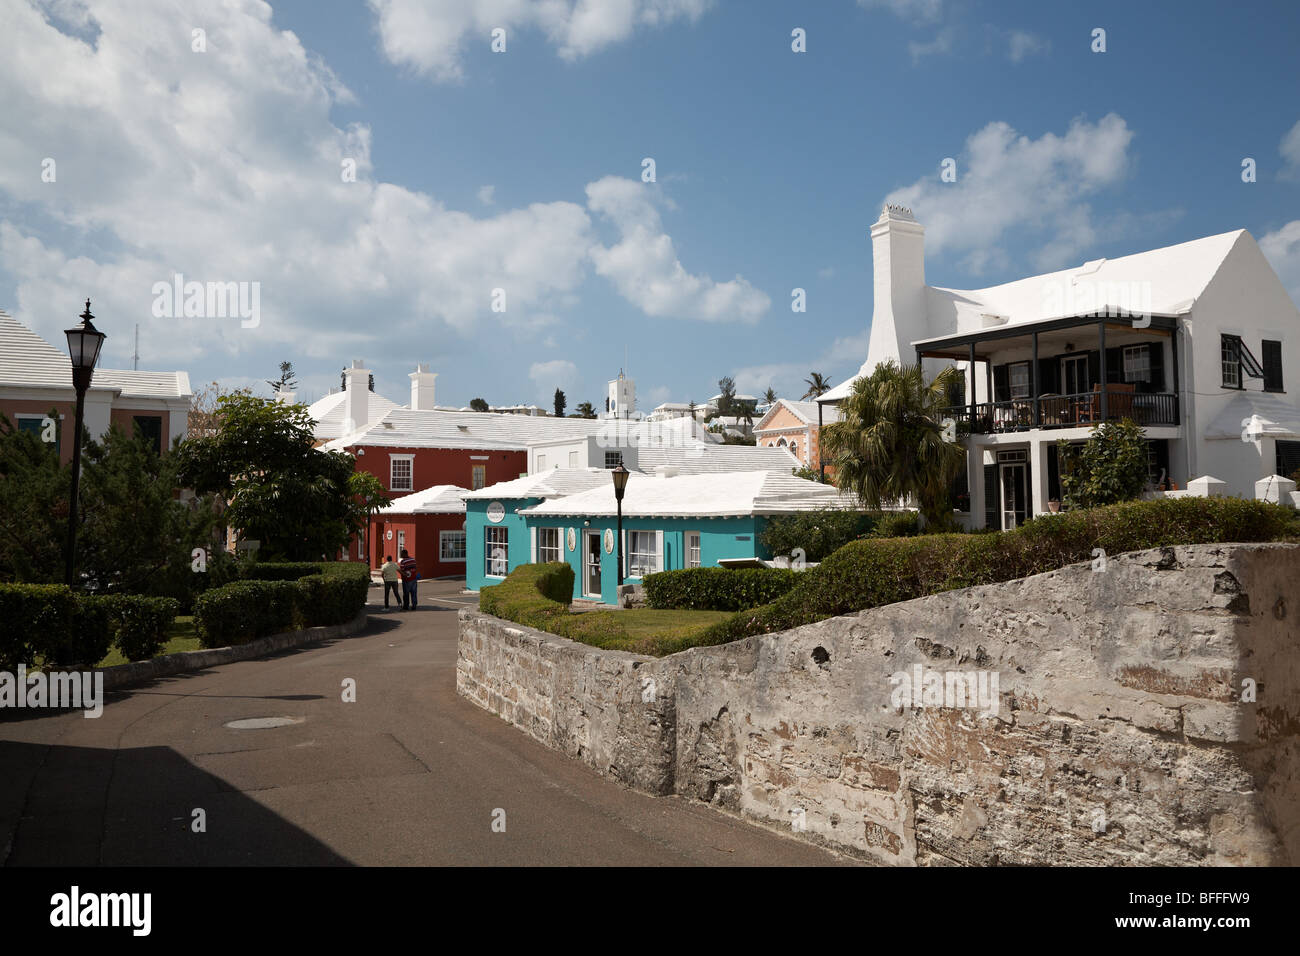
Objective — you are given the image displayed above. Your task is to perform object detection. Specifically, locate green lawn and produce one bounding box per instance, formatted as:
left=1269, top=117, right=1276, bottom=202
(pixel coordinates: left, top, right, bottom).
left=95, top=615, right=199, bottom=668
left=568, top=608, right=733, bottom=656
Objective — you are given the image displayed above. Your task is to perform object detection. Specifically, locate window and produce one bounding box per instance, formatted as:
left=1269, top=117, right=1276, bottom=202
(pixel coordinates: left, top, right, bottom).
left=485, top=526, right=508, bottom=576
left=537, top=454, right=546, bottom=471
left=132, top=415, right=163, bottom=454
left=790, top=441, right=798, bottom=460
left=1263, top=340, right=1284, bottom=392
left=685, top=532, right=701, bottom=568
left=390, top=455, right=414, bottom=491
left=1221, top=335, right=1242, bottom=388
left=1008, top=362, right=1030, bottom=399
left=471, top=465, right=486, bottom=489
left=568, top=451, right=579, bottom=467
left=440, top=530, right=466, bottom=562
left=16, top=414, right=59, bottom=454
left=397, top=530, right=406, bottom=556
left=537, top=527, right=561, bottom=563
left=628, top=530, right=660, bottom=577
left=604, top=451, right=623, bottom=468
left=1122, top=346, right=1150, bottom=383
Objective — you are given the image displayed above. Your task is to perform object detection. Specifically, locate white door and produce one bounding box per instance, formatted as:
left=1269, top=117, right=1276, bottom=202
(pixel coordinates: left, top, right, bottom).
left=584, top=531, right=602, bottom=598
left=1000, top=463, right=1027, bottom=530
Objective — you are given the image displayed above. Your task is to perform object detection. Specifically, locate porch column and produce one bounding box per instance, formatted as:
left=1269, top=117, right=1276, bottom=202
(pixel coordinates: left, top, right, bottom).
left=1098, top=320, right=1109, bottom=421
left=1030, top=437, right=1051, bottom=518
left=1032, top=330, right=1041, bottom=427
left=966, top=441, right=985, bottom=528
left=968, top=342, right=977, bottom=428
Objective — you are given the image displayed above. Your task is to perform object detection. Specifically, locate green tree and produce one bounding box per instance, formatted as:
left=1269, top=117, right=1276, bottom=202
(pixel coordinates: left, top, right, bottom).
left=1057, top=419, right=1150, bottom=509
left=553, top=388, right=567, bottom=418
left=792, top=465, right=829, bottom=484
left=821, top=360, right=965, bottom=526
left=469, top=397, right=490, bottom=412
left=716, top=376, right=737, bottom=417
left=763, top=387, right=778, bottom=405
left=267, top=360, right=297, bottom=394
left=175, top=394, right=369, bottom=560
left=0, top=410, right=69, bottom=582
left=802, top=372, right=832, bottom=400
left=575, top=401, right=596, bottom=419
left=759, top=509, right=874, bottom=562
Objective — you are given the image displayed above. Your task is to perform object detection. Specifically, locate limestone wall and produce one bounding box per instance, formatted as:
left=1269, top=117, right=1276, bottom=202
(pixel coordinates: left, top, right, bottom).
left=458, top=543, right=1300, bottom=865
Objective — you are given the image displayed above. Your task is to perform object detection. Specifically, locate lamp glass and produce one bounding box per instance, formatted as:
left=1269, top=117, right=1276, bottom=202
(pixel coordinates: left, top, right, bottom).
left=65, top=325, right=105, bottom=370
left=611, top=463, right=630, bottom=498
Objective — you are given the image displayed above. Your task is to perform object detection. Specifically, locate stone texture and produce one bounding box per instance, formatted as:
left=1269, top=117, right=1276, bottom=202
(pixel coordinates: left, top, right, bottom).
left=458, top=544, right=1300, bottom=865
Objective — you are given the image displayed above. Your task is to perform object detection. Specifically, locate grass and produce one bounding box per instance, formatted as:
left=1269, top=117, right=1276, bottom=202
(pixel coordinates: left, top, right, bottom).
left=95, top=616, right=199, bottom=668
left=564, top=608, right=734, bottom=655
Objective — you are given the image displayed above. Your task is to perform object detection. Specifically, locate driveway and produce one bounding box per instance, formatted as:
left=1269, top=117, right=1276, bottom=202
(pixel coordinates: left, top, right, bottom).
left=0, top=580, right=843, bottom=866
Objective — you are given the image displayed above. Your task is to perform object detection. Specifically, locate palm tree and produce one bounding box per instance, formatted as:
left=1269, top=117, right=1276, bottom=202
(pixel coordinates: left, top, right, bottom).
left=821, top=360, right=965, bottom=526
left=575, top=401, right=596, bottom=419
left=763, top=387, right=777, bottom=405
left=802, top=372, right=832, bottom=400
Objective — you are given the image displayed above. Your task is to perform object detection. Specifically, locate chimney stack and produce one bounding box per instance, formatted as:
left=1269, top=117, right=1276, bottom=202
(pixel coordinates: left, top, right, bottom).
left=409, top=362, right=438, bottom=411
left=342, top=360, right=369, bottom=436
left=865, top=204, right=928, bottom=370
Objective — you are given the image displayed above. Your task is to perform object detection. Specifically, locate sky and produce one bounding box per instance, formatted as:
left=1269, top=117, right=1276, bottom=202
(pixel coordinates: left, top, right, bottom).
left=1, top=0, right=1298, bottom=412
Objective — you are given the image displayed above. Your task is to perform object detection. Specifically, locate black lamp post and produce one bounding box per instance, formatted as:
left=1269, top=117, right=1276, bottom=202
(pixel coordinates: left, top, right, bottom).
left=611, top=463, right=630, bottom=587
left=64, top=299, right=105, bottom=587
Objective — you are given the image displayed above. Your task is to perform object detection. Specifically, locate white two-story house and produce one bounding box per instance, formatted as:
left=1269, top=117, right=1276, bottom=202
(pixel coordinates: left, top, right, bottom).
left=820, top=204, right=1300, bottom=530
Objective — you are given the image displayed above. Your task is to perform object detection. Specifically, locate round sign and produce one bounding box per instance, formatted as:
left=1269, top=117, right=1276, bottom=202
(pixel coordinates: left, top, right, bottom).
left=386, top=529, right=393, bottom=540
left=566, top=527, right=576, bottom=552
left=604, top=528, right=615, bottom=554
left=486, top=501, right=506, bottom=523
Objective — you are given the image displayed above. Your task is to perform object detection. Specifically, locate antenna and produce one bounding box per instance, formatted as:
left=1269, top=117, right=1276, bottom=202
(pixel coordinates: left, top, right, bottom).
left=132, top=324, right=139, bottom=370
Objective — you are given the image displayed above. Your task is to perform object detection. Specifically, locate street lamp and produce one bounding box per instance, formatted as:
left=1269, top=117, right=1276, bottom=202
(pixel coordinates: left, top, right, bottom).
left=64, top=299, right=105, bottom=587
left=611, top=463, right=630, bottom=587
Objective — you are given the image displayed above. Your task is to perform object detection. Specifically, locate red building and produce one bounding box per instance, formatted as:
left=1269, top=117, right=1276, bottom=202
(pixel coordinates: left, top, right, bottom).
left=370, top=485, right=467, bottom=579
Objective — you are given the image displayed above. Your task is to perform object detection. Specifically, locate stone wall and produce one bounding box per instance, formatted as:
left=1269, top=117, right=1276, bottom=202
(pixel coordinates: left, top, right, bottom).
left=458, top=543, right=1300, bottom=865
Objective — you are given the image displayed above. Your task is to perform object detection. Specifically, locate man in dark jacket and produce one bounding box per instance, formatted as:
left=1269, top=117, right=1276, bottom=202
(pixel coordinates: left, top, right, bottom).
left=399, top=549, right=418, bottom=610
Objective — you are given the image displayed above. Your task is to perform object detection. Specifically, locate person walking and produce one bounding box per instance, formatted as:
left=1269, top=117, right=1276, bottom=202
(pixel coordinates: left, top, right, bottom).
left=380, top=555, right=401, bottom=609
left=399, top=548, right=418, bottom=610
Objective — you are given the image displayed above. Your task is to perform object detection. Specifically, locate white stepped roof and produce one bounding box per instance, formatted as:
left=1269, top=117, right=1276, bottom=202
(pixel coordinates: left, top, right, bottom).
left=327, top=408, right=608, bottom=451
left=377, top=484, right=467, bottom=514
left=521, top=470, right=858, bottom=518
left=637, top=443, right=798, bottom=475
left=460, top=467, right=614, bottom=500
left=307, top=388, right=401, bottom=441
left=0, top=311, right=190, bottom=399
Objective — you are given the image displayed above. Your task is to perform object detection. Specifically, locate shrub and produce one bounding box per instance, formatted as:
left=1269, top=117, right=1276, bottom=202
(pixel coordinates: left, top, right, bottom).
left=1058, top=419, right=1150, bottom=508
left=239, top=562, right=325, bottom=582
left=0, top=584, right=77, bottom=669
left=104, top=595, right=181, bottom=662
left=760, top=509, right=877, bottom=562
left=194, top=580, right=300, bottom=647
left=479, top=563, right=630, bottom=644
left=697, top=496, right=1299, bottom=646
left=643, top=567, right=799, bottom=611
left=65, top=596, right=116, bottom=668
left=295, top=570, right=368, bottom=628
left=871, top=511, right=921, bottom=538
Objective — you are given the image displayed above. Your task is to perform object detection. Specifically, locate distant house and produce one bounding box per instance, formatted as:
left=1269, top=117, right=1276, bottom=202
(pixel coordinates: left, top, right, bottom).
left=370, top=484, right=467, bottom=579
left=508, top=471, right=858, bottom=605
left=754, top=399, right=842, bottom=471
left=819, top=204, right=1300, bottom=529
left=0, top=310, right=191, bottom=461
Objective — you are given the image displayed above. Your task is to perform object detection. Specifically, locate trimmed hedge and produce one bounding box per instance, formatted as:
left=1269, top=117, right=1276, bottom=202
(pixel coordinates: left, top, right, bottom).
left=643, top=567, right=800, bottom=611
left=697, top=497, right=1300, bottom=647
left=0, top=585, right=179, bottom=667
left=193, top=562, right=369, bottom=647
left=238, top=562, right=328, bottom=582
left=479, top=563, right=634, bottom=645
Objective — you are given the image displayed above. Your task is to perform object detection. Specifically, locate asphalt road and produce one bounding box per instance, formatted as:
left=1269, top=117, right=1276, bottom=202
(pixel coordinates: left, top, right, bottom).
left=0, top=580, right=842, bottom=866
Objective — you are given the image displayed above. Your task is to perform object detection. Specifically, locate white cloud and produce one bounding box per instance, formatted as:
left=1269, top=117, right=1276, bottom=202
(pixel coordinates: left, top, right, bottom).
left=477, top=184, right=496, bottom=204
left=0, top=1, right=744, bottom=373
left=818, top=266, right=835, bottom=278
left=1280, top=119, right=1300, bottom=180
left=857, top=0, right=943, bottom=25
left=586, top=176, right=770, bottom=322
left=367, top=0, right=712, bottom=82
left=885, top=114, right=1136, bottom=273
left=1007, top=30, right=1049, bottom=62
left=529, top=359, right=578, bottom=404
left=908, top=28, right=954, bottom=62
left=732, top=331, right=872, bottom=401
left=1260, top=220, right=1300, bottom=306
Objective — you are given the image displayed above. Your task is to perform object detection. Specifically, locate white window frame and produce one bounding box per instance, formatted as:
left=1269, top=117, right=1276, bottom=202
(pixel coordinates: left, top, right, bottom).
left=685, top=531, right=701, bottom=569
left=1008, top=362, right=1031, bottom=399
left=537, top=454, right=547, bottom=471
left=1122, top=345, right=1150, bottom=383
left=1222, top=335, right=1242, bottom=389
left=627, top=529, right=662, bottom=578
left=485, top=526, right=508, bottom=577
left=390, top=454, right=414, bottom=492
left=604, top=450, right=623, bottom=469
left=537, top=527, right=561, bottom=564
left=396, top=529, right=406, bottom=556
left=440, top=530, right=466, bottom=562
left=471, top=464, right=487, bottom=490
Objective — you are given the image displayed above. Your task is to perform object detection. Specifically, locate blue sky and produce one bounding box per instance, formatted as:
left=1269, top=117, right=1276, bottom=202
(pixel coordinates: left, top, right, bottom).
left=1, top=0, right=1298, bottom=411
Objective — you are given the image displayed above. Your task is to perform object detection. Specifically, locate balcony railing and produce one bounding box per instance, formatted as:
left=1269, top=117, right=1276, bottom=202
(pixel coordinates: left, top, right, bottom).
left=945, top=389, right=1179, bottom=434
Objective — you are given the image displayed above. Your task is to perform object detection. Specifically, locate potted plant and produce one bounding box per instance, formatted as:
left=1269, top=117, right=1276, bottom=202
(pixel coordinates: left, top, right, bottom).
left=1047, top=499, right=1061, bottom=513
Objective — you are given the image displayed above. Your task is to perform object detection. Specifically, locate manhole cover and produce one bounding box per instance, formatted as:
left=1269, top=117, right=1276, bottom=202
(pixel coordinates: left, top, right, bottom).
left=223, top=716, right=304, bottom=730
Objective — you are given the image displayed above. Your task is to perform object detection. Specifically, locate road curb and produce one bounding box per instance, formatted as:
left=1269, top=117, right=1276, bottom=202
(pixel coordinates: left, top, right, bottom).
left=98, top=610, right=371, bottom=692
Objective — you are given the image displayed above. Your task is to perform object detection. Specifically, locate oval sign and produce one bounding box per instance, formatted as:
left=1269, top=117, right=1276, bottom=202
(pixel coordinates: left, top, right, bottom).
left=386, top=529, right=393, bottom=540
left=604, top=528, right=615, bottom=554
left=566, top=527, right=576, bottom=552
left=486, top=501, right=506, bottom=524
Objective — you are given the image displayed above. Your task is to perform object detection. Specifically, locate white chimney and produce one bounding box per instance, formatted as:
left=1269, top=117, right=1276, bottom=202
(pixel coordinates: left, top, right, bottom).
left=410, top=362, right=438, bottom=411
left=342, top=359, right=368, bottom=436
left=865, top=204, right=928, bottom=370
left=278, top=390, right=295, bottom=404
